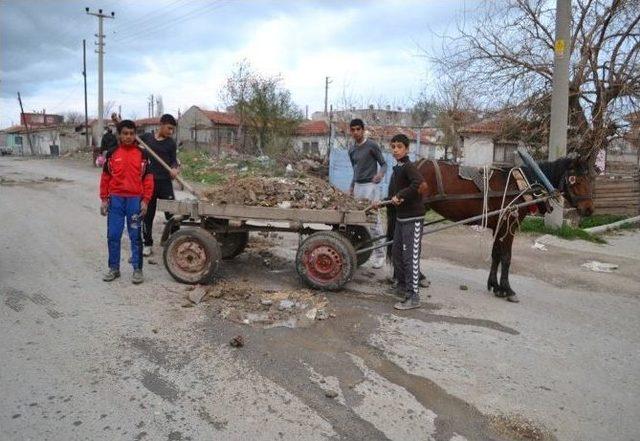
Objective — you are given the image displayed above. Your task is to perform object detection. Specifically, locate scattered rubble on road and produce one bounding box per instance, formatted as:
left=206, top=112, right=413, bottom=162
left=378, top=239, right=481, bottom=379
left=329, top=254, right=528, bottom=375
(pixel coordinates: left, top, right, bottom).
left=0, top=175, right=72, bottom=186
left=182, top=280, right=332, bottom=328
left=581, top=260, right=619, bottom=272
left=229, top=335, right=245, bottom=347
left=202, top=176, right=367, bottom=210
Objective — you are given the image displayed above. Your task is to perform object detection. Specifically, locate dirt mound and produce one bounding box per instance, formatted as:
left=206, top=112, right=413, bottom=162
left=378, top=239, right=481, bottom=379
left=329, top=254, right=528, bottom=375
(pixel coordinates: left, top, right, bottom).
left=202, top=176, right=367, bottom=210
left=184, top=280, right=333, bottom=328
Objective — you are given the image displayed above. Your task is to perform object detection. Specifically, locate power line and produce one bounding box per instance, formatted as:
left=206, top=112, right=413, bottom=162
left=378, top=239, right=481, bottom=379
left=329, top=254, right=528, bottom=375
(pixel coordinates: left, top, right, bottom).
left=112, top=0, right=228, bottom=46
left=109, top=0, right=189, bottom=39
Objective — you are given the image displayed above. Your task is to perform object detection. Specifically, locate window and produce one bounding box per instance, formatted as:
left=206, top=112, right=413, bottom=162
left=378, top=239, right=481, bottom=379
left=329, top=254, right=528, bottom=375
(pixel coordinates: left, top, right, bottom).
left=15, top=136, right=23, bottom=145
left=428, top=145, right=436, bottom=159
left=303, top=142, right=310, bottom=153
left=493, top=142, right=517, bottom=164
left=311, top=141, right=319, bottom=154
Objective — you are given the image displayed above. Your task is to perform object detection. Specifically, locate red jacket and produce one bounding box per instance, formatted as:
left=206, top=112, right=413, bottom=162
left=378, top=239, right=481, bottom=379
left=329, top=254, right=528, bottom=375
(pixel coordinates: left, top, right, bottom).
left=99, top=144, right=154, bottom=203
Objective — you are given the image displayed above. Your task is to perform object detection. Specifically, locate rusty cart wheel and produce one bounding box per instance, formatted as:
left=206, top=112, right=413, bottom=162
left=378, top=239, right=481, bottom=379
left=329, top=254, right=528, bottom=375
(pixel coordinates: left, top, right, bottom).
left=296, top=231, right=357, bottom=291
left=163, top=228, right=221, bottom=285
left=336, top=225, right=373, bottom=267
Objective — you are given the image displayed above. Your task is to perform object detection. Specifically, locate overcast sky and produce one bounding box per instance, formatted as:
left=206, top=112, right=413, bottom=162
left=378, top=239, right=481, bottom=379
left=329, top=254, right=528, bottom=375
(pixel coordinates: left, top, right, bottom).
left=0, top=0, right=473, bottom=128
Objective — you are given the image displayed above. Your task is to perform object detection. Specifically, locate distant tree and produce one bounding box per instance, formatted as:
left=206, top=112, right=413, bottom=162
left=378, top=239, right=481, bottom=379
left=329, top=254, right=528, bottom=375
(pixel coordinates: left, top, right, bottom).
left=430, top=0, right=640, bottom=158
left=64, top=111, right=84, bottom=125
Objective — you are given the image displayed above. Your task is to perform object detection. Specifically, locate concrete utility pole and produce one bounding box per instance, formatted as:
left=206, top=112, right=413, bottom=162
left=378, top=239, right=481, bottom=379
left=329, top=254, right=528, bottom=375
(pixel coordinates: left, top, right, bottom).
left=86, top=7, right=114, bottom=145
left=546, top=0, right=572, bottom=228
left=324, top=77, right=332, bottom=116
left=82, top=39, right=89, bottom=149
left=548, top=0, right=571, bottom=161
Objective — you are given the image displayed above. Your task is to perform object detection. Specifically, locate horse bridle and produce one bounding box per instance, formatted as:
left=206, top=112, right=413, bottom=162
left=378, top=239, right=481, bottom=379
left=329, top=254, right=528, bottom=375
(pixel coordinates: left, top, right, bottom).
left=559, top=169, right=592, bottom=205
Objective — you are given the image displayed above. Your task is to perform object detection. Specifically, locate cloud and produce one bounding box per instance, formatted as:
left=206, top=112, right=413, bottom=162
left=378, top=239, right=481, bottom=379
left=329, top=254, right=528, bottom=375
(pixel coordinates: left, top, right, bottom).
left=0, top=0, right=466, bottom=127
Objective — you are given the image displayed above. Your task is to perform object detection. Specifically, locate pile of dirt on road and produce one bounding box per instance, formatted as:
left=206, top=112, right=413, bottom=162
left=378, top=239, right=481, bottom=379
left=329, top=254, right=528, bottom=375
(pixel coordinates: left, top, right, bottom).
left=183, top=280, right=333, bottom=328
left=202, top=176, right=367, bottom=210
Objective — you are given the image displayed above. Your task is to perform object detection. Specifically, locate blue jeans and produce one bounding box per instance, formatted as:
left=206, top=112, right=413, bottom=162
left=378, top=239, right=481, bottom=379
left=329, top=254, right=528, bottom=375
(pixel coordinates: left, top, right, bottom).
left=107, top=196, right=143, bottom=270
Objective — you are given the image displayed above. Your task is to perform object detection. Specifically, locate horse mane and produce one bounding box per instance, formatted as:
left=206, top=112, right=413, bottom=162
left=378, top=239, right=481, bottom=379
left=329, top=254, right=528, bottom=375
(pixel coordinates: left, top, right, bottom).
left=521, top=157, right=573, bottom=188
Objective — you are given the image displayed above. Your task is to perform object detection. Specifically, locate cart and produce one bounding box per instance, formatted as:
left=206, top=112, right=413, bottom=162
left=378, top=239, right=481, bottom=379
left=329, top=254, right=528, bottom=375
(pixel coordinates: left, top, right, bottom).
left=157, top=199, right=378, bottom=290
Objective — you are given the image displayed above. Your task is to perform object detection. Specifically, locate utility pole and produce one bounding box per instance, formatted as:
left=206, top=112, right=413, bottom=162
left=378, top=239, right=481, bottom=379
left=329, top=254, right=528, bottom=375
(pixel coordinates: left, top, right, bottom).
left=324, top=76, right=332, bottom=116
left=149, top=94, right=155, bottom=118
left=548, top=0, right=571, bottom=161
left=546, top=0, right=572, bottom=228
left=86, top=7, right=115, bottom=147
left=17, top=92, right=34, bottom=156
left=82, top=39, right=89, bottom=149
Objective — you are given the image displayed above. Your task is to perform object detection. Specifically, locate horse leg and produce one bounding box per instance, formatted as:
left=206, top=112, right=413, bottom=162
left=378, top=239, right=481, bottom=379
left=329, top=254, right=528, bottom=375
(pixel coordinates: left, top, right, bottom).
left=487, top=233, right=502, bottom=295
left=499, top=230, right=519, bottom=303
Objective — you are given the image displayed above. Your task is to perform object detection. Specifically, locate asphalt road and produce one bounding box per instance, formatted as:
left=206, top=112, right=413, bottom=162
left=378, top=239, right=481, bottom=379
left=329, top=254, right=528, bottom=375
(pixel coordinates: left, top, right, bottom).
left=1, top=156, right=639, bottom=441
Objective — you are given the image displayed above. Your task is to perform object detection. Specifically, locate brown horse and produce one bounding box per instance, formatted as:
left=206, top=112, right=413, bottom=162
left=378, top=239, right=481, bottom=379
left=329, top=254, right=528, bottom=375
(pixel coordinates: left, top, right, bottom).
left=414, top=156, right=595, bottom=302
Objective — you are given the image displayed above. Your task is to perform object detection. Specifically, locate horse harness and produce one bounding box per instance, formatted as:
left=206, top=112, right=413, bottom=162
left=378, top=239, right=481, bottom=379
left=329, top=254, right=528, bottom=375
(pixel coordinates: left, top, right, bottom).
left=415, top=159, right=526, bottom=205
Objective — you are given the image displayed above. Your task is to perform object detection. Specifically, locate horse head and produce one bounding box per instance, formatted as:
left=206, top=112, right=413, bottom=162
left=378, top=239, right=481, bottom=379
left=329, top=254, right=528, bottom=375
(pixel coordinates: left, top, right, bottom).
left=560, top=155, right=595, bottom=217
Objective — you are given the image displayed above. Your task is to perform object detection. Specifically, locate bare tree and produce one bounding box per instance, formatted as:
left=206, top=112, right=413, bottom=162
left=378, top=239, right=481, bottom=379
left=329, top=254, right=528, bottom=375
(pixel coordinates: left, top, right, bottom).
left=220, top=59, right=253, bottom=151
left=103, top=100, right=116, bottom=118
left=64, top=111, right=84, bottom=125
left=431, top=0, right=640, bottom=157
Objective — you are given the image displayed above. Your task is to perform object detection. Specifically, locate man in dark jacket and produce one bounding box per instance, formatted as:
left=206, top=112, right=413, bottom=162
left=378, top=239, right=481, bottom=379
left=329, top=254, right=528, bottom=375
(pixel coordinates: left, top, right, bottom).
left=378, top=134, right=427, bottom=310
left=140, top=114, right=179, bottom=256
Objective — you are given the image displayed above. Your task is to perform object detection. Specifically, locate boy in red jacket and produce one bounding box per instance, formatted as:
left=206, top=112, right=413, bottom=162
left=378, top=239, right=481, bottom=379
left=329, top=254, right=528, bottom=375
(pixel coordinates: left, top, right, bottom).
left=99, top=120, right=154, bottom=284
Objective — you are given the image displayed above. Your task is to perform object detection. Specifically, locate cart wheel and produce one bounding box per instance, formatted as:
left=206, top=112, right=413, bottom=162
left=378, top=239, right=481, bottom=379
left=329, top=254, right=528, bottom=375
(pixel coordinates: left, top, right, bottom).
left=163, top=228, right=221, bottom=285
left=296, top=231, right=357, bottom=291
left=215, top=232, right=249, bottom=260
left=336, top=225, right=373, bottom=267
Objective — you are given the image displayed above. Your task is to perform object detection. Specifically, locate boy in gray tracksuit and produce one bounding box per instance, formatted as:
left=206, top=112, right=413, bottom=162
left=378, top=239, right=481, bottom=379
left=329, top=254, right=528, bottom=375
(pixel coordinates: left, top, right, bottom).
left=380, top=134, right=427, bottom=310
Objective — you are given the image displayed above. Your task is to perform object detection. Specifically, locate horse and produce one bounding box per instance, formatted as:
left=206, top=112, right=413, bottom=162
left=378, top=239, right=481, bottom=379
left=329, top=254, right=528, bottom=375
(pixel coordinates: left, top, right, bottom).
left=409, top=155, right=595, bottom=303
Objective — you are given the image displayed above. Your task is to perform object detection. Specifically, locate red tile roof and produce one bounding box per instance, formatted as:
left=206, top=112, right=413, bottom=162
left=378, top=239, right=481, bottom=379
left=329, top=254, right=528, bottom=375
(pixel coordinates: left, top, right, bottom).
left=199, top=108, right=241, bottom=126
left=295, top=120, right=329, bottom=136
left=134, top=117, right=161, bottom=126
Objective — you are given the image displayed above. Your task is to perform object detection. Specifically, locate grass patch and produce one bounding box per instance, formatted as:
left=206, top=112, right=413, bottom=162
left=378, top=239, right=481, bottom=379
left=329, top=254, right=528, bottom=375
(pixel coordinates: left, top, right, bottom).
left=520, top=216, right=606, bottom=244
left=178, top=150, right=227, bottom=185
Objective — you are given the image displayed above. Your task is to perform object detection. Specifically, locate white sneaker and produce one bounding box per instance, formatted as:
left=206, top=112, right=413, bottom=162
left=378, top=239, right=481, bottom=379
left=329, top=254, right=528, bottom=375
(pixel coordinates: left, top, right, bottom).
left=143, top=246, right=153, bottom=257
left=371, top=256, right=385, bottom=269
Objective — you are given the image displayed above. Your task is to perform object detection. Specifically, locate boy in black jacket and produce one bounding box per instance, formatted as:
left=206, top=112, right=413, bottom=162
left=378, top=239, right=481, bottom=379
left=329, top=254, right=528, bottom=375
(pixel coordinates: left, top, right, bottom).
left=379, top=134, right=427, bottom=310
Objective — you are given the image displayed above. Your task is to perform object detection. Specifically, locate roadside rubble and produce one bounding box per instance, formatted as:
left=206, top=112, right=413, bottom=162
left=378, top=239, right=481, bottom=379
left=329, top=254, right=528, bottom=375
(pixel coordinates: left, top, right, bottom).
left=202, top=176, right=367, bottom=210
left=182, top=280, right=333, bottom=328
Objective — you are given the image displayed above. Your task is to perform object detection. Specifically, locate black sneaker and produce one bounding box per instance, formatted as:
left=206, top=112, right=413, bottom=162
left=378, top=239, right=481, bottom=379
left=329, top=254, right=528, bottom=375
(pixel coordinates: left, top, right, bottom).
left=394, top=297, right=421, bottom=310
left=103, top=268, right=121, bottom=282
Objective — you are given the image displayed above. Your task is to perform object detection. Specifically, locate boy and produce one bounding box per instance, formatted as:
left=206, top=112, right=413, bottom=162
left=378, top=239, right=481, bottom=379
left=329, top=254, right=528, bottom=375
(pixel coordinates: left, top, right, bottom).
left=140, top=114, right=179, bottom=257
left=348, top=118, right=387, bottom=268
left=380, top=134, right=427, bottom=310
left=99, top=120, right=154, bottom=284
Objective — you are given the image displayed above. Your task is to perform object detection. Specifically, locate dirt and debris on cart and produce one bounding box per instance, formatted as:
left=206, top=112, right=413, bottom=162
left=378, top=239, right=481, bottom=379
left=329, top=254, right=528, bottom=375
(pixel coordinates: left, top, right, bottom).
left=202, top=176, right=368, bottom=210
left=183, top=280, right=334, bottom=328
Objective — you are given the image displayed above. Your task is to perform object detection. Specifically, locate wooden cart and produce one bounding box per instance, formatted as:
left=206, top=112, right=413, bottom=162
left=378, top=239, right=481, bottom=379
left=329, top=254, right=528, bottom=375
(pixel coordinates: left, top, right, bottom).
left=157, top=199, right=377, bottom=290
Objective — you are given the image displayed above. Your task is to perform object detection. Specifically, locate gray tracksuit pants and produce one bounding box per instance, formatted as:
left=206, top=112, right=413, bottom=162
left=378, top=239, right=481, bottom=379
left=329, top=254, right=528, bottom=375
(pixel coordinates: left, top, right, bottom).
left=392, top=217, right=424, bottom=300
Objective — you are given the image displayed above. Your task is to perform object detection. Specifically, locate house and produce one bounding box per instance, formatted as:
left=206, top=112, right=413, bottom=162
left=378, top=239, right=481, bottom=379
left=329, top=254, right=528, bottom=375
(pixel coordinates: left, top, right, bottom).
left=134, top=117, right=162, bottom=135
left=459, top=119, right=523, bottom=166
left=312, top=106, right=417, bottom=126
left=293, top=120, right=330, bottom=156
left=1, top=124, right=83, bottom=156
left=177, top=106, right=242, bottom=154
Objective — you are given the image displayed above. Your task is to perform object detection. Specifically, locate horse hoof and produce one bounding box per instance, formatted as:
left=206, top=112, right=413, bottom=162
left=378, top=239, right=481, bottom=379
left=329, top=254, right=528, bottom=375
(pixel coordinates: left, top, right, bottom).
left=494, top=289, right=506, bottom=298
left=506, top=294, right=520, bottom=303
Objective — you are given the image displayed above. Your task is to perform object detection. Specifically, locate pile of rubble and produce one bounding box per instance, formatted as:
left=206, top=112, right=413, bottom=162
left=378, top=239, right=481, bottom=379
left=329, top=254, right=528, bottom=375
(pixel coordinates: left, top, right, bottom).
left=202, top=176, right=367, bottom=210
left=183, top=280, right=333, bottom=328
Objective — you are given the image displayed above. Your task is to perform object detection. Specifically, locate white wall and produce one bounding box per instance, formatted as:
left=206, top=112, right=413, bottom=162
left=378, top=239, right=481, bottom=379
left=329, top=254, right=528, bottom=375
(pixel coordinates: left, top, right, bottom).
left=294, top=135, right=329, bottom=156
left=177, top=106, right=213, bottom=145
left=461, top=135, right=494, bottom=166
